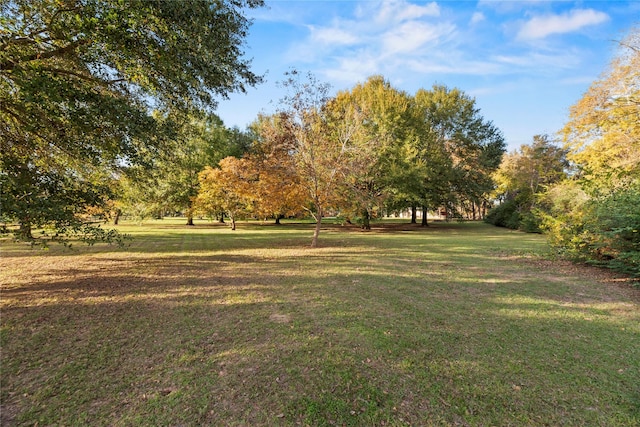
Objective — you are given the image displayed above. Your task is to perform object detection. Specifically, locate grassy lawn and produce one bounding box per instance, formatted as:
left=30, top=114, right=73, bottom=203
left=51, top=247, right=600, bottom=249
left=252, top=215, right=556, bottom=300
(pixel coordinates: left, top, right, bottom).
left=1, top=220, right=638, bottom=426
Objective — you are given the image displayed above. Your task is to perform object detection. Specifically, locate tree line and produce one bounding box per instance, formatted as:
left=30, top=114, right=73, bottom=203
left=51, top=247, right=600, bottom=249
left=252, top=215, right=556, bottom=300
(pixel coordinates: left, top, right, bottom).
left=1, top=1, right=637, bottom=275
left=487, top=28, right=639, bottom=276
left=184, top=73, right=505, bottom=246
left=0, top=0, right=506, bottom=248
left=109, top=72, right=505, bottom=247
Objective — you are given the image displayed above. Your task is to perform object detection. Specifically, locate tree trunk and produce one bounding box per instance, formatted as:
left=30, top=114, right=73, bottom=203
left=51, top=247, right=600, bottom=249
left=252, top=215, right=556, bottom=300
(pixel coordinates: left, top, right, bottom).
left=361, top=209, right=371, bottom=230
left=311, top=206, right=322, bottom=248
left=411, top=206, right=417, bottom=224
left=219, top=213, right=225, bottom=223
left=186, top=215, right=194, bottom=226
left=231, top=217, right=236, bottom=230
left=18, top=221, right=33, bottom=240
left=275, top=214, right=283, bottom=225
left=112, top=209, right=121, bottom=225
left=421, top=206, right=429, bottom=227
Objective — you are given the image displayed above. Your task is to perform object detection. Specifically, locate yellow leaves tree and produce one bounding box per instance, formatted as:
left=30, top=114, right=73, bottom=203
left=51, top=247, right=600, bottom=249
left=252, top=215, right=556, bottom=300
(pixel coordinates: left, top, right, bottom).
left=327, top=76, right=413, bottom=229
left=544, top=27, right=640, bottom=275
left=195, top=157, right=255, bottom=230
left=279, top=71, right=347, bottom=247
left=561, top=27, right=640, bottom=193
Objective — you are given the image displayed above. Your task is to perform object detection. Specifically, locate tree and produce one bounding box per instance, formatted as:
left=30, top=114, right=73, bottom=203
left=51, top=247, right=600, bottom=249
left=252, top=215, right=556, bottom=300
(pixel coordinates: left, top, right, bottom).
left=0, top=0, right=263, bottom=240
left=327, top=76, right=415, bottom=229
left=561, top=28, right=640, bottom=195
left=413, top=85, right=505, bottom=224
left=542, top=27, right=640, bottom=276
left=245, top=114, right=307, bottom=223
left=488, top=135, right=568, bottom=231
left=195, top=157, right=255, bottom=230
left=279, top=71, right=346, bottom=247
left=493, top=135, right=569, bottom=204
left=153, top=113, right=244, bottom=225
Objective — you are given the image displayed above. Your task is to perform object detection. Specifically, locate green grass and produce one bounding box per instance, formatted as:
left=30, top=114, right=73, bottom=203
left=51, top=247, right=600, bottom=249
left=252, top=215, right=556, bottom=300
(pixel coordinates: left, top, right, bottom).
left=1, top=220, right=638, bottom=426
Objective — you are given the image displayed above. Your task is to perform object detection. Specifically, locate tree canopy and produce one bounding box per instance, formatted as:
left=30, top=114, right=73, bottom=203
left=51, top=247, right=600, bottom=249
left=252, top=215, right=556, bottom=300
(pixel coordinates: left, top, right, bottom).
left=0, top=0, right=263, bottom=239
left=192, top=73, right=504, bottom=246
left=544, top=27, right=639, bottom=275
left=489, top=27, right=639, bottom=276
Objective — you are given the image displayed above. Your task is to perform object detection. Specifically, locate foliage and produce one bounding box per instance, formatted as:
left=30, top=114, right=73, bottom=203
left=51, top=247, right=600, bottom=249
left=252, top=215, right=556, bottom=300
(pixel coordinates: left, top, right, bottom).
left=586, top=184, right=640, bottom=275
left=0, top=0, right=263, bottom=241
left=488, top=134, right=568, bottom=232
left=543, top=27, right=640, bottom=277
left=150, top=113, right=245, bottom=225
left=414, top=85, right=505, bottom=223
left=278, top=70, right=346, bottom=247
left=484, top=199, right=520, bottom=230
left=541, top=182, right=640, bottom=277
left=245, top=114, right=308, bottom=222
left=561, top=28, right=639, bottom=195
left=327, top=76, right=415, bottom=229
left=195, top=157, right=255, bottom=230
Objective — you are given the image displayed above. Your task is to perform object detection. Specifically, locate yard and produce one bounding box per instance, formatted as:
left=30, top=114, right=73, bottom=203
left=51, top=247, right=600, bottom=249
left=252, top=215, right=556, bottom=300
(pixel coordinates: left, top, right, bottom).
left=1, top=220, right=638, bottom=426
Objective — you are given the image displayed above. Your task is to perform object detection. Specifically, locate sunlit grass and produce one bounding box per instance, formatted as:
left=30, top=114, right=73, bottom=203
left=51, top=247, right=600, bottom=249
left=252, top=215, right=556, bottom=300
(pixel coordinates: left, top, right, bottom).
left=1, top=220, right=638, bottom=426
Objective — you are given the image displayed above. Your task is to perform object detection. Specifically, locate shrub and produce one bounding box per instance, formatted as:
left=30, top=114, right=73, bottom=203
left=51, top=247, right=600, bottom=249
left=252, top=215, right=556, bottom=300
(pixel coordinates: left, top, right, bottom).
left=485, top=200, right=519, bottom=229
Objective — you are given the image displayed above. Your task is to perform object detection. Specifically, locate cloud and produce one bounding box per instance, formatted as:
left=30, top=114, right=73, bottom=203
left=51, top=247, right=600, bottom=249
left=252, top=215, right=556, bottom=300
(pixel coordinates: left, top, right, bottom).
left=382, top=21, right=455, bottom=56
left=323, top=54, right=381, bottom=84
left=470, top=12, right=485, bottom=25
left=406, top=57, right=503, bottom=76
left=287, top=0, right=456, bottom=83
left=491, top=47, right=583, bottom=74
left=517, top=9, right=609, bottom=40
left=309, top=25, right=360, bottom=46
left=373, top=0, right=440, bottom=24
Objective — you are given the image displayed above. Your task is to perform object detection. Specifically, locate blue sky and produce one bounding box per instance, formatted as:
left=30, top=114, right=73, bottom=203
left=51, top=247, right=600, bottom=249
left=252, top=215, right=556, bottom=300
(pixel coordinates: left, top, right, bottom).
left=216, top=0, right=639, bottom=151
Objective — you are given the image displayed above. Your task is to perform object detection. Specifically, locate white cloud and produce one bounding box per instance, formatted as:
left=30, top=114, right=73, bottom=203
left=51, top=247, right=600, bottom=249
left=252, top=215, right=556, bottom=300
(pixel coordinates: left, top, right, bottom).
left=517, top=9, right=609, bottom=40
left=407, top=57, right=503, bottom=76
left=374, top=0, right=440, bottom=24
left=323, top=53, right=380, bottom=84
left=493, top=50, right=581, bottom=71
left=470, top=12, right=485, bottom=25
left=280, top=0, right=602, bottom=93
left=382, top=21, right=454, bottom=55
left=309, top=25, right=360, bottom=46
left=288, top=0, right=457, bottom=83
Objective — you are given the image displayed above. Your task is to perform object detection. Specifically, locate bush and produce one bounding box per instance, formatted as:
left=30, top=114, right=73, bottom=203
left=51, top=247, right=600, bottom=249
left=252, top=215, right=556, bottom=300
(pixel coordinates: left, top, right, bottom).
left=519, top=212, right=542, bottom=233
left=586, top=185, right=640, bottom=277
left=485, top=200, right=519, bottom=229
left=485, top=200, right=541, bottom=232
left=541, top=181, right=640, bottom=278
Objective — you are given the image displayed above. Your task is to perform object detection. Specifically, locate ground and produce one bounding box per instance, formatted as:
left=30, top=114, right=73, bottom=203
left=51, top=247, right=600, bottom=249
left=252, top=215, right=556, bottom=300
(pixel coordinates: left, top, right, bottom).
left=1, top=220, right=638, bottom=426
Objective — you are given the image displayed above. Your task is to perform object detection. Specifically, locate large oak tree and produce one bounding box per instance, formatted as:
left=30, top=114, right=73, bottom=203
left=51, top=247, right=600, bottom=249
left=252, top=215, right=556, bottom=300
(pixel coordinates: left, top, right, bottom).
left=0, top=0, right=263, bottom=239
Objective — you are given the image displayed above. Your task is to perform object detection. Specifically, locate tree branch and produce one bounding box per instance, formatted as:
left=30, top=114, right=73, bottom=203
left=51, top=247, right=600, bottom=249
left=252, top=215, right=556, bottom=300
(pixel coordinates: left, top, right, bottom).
left=1, top=38, right=90, bottom=71
left=38, top=66, right=126, bottom=86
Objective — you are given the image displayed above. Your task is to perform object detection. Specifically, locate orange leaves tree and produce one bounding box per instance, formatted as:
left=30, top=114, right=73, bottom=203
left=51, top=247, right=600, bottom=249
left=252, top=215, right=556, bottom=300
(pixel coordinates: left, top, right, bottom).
left=246, top=114, right=308, bottom=223
left=278, top=71, right=348, bottom=247
left=195, top=157, right=255, bottom=230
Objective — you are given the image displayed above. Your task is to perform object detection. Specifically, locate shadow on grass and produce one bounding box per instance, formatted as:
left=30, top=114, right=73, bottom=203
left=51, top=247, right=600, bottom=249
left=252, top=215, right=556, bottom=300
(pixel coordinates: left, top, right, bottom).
left=2, top=240, right=639, bottom=426
left=1, top=221, right=537, bottom=258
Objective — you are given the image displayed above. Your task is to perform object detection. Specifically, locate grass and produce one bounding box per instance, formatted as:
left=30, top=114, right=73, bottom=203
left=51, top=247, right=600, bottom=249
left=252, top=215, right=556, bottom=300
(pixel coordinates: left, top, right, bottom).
left=1, top=219, right=639, bottom=426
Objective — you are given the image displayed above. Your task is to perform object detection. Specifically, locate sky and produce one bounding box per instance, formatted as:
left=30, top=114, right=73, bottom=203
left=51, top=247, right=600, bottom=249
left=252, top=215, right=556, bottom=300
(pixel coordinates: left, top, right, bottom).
left=215, top=0, right=639, bottom=151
